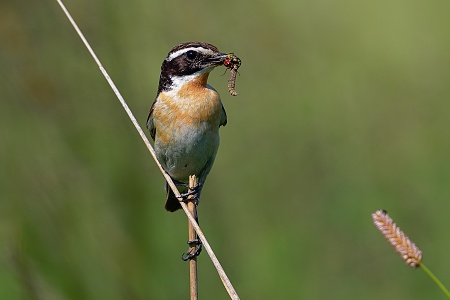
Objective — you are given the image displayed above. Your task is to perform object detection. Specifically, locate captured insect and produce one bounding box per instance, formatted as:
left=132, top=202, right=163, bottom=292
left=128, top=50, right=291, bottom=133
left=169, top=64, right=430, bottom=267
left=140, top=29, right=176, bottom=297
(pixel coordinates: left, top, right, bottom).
left=223, top=53, right=241, bottom=96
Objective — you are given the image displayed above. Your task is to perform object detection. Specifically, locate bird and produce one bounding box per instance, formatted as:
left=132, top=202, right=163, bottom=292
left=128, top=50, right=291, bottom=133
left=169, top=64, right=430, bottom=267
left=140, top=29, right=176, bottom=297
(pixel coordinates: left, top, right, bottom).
left=147, top=42, right=229, bottom=212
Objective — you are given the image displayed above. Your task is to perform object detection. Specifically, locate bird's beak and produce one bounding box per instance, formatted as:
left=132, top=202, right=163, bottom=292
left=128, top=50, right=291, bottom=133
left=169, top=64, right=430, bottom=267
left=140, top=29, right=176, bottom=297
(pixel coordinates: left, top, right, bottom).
left=204, top=53, right=228, bottom=66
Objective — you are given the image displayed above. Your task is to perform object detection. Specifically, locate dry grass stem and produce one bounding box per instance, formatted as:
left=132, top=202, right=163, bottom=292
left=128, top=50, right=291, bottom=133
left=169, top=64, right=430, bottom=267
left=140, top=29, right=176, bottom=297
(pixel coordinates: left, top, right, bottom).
left=188, top=175, right=198, bottom=300
left=372, top=210, right=422, bottom=267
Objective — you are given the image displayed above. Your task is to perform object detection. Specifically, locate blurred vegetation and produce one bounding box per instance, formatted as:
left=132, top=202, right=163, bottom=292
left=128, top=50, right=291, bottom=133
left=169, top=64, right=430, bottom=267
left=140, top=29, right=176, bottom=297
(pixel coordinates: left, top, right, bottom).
left=1, top=0, right=450, bottom=299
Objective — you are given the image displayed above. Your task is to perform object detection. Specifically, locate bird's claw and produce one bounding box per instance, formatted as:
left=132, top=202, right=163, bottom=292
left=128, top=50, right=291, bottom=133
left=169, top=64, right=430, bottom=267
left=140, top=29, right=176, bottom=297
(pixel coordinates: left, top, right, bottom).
left=181, top=238, right=203, bottom=261
left=177, top=191, right=199, bottom=205
left=176, top=182, right=203, bottom=204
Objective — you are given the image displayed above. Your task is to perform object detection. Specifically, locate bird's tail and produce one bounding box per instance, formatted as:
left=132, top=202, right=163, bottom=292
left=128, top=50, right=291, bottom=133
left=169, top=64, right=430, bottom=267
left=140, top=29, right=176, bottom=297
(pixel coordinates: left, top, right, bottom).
left=164, top=182, right=182, bottom=212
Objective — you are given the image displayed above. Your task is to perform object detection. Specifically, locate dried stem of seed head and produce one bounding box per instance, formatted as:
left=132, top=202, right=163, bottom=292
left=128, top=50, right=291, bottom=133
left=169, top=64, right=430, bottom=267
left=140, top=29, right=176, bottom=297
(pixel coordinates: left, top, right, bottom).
left=372, top=210, right=423, bottom=267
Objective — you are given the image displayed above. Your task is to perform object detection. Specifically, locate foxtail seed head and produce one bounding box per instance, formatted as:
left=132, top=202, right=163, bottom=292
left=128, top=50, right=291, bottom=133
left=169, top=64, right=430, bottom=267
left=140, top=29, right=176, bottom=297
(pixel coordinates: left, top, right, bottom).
left=372, top=210, right=423, bottom=267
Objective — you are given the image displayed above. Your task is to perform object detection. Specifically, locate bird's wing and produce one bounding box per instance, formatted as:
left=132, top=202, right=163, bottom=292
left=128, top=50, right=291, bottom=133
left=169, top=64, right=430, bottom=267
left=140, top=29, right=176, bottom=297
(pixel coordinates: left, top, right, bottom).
left=220, top=102, right=227, bottom=127
left=146, top=99, right=157, bottom=140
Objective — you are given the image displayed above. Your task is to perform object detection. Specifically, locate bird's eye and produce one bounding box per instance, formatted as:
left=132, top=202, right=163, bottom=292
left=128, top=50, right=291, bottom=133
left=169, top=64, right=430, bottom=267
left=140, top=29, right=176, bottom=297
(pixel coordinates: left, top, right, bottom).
left=186, top=50, right=197, bottom=60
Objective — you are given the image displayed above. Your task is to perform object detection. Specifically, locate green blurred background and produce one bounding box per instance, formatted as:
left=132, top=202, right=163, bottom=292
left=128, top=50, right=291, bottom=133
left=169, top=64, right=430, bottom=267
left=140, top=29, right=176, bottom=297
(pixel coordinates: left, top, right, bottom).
left=1, top=0, right=450, bottom=299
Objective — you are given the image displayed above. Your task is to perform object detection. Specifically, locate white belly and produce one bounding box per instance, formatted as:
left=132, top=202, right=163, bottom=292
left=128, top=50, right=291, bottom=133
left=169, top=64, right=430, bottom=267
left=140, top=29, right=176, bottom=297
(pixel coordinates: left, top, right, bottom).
left=155, top=125, right=220, bottom=183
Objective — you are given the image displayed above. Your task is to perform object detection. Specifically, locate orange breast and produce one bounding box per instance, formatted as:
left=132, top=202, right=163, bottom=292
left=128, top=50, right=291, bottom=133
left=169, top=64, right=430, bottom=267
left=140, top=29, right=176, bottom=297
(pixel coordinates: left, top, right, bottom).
left=152, top=73, right=222, bottom=144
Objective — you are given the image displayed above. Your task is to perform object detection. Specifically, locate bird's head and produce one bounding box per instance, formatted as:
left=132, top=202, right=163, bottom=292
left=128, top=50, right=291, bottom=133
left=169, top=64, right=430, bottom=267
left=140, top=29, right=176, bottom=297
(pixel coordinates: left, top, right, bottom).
left=158, top=42, right=228, bottom=93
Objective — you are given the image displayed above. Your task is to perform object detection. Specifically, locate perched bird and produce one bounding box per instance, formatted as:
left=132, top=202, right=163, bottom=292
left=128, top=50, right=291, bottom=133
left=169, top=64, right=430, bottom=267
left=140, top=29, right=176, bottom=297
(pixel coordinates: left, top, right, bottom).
left=147, top=42, right=229, bottom=212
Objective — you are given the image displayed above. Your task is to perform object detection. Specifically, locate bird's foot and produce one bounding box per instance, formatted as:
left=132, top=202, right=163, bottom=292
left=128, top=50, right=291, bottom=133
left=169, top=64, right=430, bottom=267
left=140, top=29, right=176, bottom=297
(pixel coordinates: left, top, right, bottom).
left=176, top=182, right=203, bottom=205
left=182, top=238, right=203, bottom=261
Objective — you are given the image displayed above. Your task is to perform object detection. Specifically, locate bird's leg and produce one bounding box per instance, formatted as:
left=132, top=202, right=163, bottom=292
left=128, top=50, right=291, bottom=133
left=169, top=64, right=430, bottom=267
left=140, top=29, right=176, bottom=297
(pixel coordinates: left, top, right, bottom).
left=182, top=213, right=203, bottom=261
left=181, top=176, right=203, bottom=261
left=166, top=174, right=202, bottom=204
left=176, top=182, right=203, bottom=205
left=171, top=178, right=189, bottom=187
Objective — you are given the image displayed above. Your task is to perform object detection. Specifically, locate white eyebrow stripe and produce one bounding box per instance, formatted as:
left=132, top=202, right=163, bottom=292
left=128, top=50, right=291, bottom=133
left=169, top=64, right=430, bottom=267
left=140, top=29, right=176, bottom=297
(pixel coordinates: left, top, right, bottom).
left=166, top=47, right=215, bottom=61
